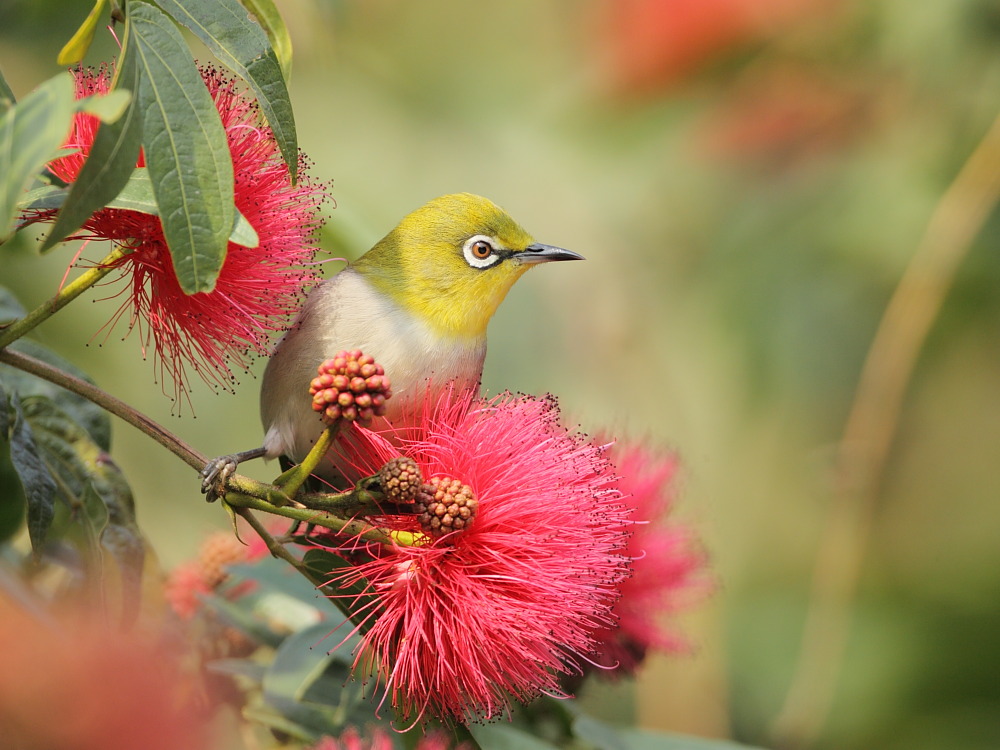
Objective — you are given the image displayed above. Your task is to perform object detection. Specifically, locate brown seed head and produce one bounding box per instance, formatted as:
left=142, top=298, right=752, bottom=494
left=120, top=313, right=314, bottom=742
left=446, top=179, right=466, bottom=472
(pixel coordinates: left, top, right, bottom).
left=378, top=456, right=424, bottom=504
left=414, top=476, right=479, bottom=538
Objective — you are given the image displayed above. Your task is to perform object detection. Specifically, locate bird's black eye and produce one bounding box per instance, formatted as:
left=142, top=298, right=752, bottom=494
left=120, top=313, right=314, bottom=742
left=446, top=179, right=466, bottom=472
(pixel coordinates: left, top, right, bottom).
left=462, top=235, right=503, bottom=269
left=471, top=240, right=493, bottom=259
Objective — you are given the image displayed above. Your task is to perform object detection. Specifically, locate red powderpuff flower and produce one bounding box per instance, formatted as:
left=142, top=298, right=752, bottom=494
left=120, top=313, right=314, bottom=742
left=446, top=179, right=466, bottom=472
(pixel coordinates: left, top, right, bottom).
left=27, top=64, right=328, bottom=403
left=590, top=441, right=711, bottom=677
left=318, top=389, right=634, bottom=725
left=309, top=727, right=462, bottom=750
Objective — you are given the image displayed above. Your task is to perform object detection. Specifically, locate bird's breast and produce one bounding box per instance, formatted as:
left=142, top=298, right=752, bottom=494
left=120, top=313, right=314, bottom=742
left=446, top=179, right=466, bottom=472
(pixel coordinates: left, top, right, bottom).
left=260, top=268, right=486, bottom=462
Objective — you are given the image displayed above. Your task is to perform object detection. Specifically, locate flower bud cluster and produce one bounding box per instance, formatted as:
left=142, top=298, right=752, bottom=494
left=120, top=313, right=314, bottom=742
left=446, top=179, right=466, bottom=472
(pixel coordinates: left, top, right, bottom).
left=415, top=476, right=479, bottom=537
left=310, top=350, right=392, bottom=426
left=378, top=456, right=424, bottom=503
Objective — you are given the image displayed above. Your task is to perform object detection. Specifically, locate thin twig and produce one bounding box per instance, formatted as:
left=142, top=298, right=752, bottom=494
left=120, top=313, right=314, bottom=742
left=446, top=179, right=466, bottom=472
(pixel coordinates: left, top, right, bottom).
left=0, top=346, right=206, bottom=470
left=772, top=112, right=1000, bottom=748
left=0, top=246, right=127, bottom=349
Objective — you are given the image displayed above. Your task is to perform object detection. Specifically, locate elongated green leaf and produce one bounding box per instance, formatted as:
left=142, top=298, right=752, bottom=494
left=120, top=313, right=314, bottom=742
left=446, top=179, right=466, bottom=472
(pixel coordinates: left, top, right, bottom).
left=619, top=729, right=769, bottom=750
left=0, top=381, right=27, bottom=544
left=470, top=725, right=562, bottom=750
left=0, top=72, right=76, bottom=240
left=0, top=68, right=14, bottom=115
left=57, top=0, right=109, bottom=65
left=19, top=171, right=259, bottom=248
left=7, top=395, right=56, bottom=553
left=262, top=621, right=370, bottom=737
left=157, top=0, right=298, bottom=181
left=241, top=0, right=293, bottom=80
left=128, top=1, right=235, bottom=294
left=0, top=285, right=26, bottom=324
left=41, top=52, right=142, bottom=251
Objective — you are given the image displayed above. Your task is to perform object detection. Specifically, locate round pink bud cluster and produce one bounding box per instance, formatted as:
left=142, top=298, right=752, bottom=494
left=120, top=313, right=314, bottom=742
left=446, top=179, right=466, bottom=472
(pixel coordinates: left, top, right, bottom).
left=415, top=476, right=479, bottom=537
left=310, top=350, right=392, bottom=426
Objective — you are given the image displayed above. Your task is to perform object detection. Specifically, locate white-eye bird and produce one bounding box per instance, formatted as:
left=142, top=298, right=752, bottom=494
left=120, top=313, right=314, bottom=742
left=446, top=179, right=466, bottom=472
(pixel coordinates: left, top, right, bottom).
left=201, top=193, right=582, bottom=489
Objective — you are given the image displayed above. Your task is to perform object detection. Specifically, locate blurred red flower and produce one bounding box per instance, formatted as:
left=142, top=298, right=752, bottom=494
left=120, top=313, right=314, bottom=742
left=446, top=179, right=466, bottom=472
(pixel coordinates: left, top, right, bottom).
left=600, top=0, right=822, bottom=95
left=25, top=64, right=328, bottom=403
left=310, top=726, right=463, bottom=750
left=0, top=596, right=213, bottom=750
left=164, top=525, right=271, bottom=620
left=318, top=389, right=634, bottom=724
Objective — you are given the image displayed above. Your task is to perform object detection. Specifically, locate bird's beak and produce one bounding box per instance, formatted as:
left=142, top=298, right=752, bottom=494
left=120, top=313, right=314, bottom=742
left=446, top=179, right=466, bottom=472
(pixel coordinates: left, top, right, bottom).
left=517, top=243, right=585, bottom=265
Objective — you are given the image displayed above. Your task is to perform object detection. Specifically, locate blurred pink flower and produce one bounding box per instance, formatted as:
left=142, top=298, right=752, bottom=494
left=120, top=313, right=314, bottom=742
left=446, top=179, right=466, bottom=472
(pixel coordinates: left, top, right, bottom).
left=309, top=726, right=462, bottom=750
left=318, top=389, right=633, bottom=724
left=590, top=441, right=711, bottom=677
left=25, top=64, right=328, bottom=403
left=0, top=597, right=213, bottom=750
left=164, top=525, right=271, bottom=620
left=599, top=0, right=823, bottom=95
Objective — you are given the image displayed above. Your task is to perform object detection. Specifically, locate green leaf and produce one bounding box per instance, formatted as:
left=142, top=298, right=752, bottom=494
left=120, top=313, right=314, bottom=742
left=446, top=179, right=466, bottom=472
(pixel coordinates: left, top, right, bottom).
left=0, top=382, right=26, bottom=543
left=201, top=592, right=287, bottom=649
left=0, top=68, right=14, bottom=115
left=157, top=0, right=298, bottom=182
left=301, top=547, right=381, bottom=633
left=572, top=712, right=630, bottom=750
left=7, top=395, right=57, bottom=553
left=13, top=394, right=147, bottom=621
left=241, top=0, right=294, bottom=80
left=127, top=1, right=235, bottom=294
left=227, top=556, right=341, bottom=615
left=0, top=339, right=111, bottom=451
left=262, top=620, right=370, bottom=738
left=469, top=724, right=563, bottom=750
left=19, top=171, right=259, bottom=248
left=618, top=729, right=769, bottom=750
left=208, top=658, right=268, bottom=683
left=89, top=450, right=146, bottom=626
left=57, top=0, right=109, bottom=65
left=40, top=53, right=142, bottom=251
left=0, top=285, right=26, bottom=324
left=0, top=72, right=76, bottom=240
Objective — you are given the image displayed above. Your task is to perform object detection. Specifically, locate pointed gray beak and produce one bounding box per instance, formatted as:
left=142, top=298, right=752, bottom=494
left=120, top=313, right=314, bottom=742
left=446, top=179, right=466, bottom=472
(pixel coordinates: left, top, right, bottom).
left=517, top=243, right=585, bottom=265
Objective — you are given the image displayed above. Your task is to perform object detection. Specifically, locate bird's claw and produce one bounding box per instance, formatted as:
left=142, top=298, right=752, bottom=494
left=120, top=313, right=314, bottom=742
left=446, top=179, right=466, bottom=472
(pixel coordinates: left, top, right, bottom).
left=201, top=455, right=239, bottom=501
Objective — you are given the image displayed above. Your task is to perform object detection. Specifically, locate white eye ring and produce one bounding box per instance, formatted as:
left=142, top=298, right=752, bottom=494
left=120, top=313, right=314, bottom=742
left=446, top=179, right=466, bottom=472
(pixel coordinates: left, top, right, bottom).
left=462, top=235, right=502, bottom=269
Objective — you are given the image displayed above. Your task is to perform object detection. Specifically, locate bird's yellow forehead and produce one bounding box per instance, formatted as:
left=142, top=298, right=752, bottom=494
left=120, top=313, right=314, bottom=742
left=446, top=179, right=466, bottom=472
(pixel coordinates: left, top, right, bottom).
left=394, top=193, right=534, bottom=251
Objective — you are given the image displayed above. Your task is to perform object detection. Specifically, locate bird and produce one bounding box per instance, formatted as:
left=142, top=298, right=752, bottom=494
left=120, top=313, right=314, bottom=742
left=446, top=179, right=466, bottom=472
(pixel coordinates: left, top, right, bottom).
left=201, top=192, right=582, bottom=491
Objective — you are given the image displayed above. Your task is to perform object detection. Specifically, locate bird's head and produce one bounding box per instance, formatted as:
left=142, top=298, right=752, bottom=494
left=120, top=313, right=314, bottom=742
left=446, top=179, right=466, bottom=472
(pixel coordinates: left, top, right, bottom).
left=352, top=193, right=583, bottom=340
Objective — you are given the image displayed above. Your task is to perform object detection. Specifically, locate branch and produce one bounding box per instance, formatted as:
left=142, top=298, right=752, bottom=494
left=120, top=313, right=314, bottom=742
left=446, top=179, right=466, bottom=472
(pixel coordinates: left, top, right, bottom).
left=0, top=246, right=128, bottom=349
left=772, top=111, right=1000, bottom=749
left=0, top=346, right=206, bottom=471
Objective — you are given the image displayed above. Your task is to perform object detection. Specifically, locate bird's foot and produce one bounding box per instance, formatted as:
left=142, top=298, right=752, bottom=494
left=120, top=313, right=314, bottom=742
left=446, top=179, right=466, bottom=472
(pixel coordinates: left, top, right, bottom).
left=200, top=455, right=240, bottom=502
left=200, top=446, right=269, bottom=502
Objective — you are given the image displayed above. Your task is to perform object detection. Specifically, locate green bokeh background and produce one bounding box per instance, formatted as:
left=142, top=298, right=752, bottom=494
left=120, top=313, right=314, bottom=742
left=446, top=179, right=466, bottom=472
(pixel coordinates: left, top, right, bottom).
left=2, top=1, right=999, bottom=748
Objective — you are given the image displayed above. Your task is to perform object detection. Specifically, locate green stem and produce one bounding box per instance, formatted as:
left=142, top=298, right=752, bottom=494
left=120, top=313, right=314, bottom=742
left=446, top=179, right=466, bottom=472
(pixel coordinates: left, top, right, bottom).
left=0, top=245, right=128, bottom=349
left=223, top=489, right=395, bottom=546
left=274, top=424, right=336, bottom=497
left=0, top=346, right=206, bottom=471
left=235, top=507, right=362, bottom=624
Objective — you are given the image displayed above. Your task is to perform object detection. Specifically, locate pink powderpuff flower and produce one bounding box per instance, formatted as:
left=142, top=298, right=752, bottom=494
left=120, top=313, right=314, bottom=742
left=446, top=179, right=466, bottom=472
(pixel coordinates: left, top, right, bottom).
left=164, top=524, right=273, bottom=620
left=24, top=64, right=329, bottom=403
left=317, top=388, right=634, bottom=725
left=309, top=727, right=463, bottom=750
left=589, top=441, right=712, bottom=677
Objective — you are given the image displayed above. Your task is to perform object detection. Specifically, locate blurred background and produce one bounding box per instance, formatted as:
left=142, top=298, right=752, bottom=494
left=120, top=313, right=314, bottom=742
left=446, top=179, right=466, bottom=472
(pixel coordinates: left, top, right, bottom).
left=2, top=1, right=999, bottom=748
